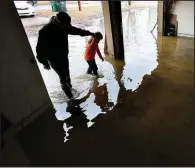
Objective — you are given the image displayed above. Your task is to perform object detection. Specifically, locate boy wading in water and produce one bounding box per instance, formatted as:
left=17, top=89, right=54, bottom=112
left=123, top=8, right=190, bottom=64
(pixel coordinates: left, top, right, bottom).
left=84, top=32, right=104, bottom=76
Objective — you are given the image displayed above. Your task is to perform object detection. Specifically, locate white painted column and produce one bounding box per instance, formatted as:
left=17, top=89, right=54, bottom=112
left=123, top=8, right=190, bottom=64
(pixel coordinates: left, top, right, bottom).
left=157, top=1, right=164, bottom=35
left=101, top=1, right=115, bottom=57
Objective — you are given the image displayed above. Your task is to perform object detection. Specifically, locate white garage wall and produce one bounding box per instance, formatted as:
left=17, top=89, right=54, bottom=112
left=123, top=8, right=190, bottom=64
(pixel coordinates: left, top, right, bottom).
left=172, top=1, right=194, bottom=37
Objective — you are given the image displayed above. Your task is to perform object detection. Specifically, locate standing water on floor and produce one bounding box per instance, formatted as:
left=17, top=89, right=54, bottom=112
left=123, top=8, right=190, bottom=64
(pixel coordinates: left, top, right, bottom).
left=27, top=6, right=159, bottom=142
left=26, top=5, right=194, bottom=146
left=17, top=3, right=194, bottom=165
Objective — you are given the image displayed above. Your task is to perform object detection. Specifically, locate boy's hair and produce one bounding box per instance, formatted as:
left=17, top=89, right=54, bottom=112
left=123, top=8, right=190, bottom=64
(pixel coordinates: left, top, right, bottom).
left=95, top=32, right=103, bottom=40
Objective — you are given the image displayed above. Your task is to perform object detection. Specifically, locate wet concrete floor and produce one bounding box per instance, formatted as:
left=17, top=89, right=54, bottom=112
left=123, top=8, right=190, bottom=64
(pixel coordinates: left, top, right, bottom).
left=16, top=6, right=194, bottom=166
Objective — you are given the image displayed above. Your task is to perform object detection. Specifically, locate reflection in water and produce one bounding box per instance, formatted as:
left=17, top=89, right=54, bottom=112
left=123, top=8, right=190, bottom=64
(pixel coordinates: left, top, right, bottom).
left=58, top=64, right=119, bottom=141
left=56, top=6, right=158, bottom=142
left=27, top=6, right=159, bottom=143
left=55, top=103, right=70, bottom=120
left=121, top=7, right=158, bottom=91
left=80, top=93, right=106, bottom=127
left=55, top=61, right=120, bottom=141
left=63, top=123, right=73, bottom=143
left=18, top=4, right=194, bottom=164
left=98, top=61, right=120, bottom=107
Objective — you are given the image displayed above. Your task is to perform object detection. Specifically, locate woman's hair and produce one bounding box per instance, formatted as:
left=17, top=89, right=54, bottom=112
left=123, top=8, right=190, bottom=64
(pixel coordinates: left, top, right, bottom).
left=95, top=32, right=103, bottom=40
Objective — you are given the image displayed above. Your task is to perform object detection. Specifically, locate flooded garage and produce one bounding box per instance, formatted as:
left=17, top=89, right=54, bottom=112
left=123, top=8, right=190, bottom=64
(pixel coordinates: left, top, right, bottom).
left=1, top=1, right=194, bottom=167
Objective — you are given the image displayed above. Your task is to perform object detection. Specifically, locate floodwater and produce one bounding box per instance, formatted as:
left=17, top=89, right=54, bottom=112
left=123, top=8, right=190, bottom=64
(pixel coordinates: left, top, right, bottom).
left=18, top=6, right=194, bottom=166
left=29, top=6, right=159, bottom=140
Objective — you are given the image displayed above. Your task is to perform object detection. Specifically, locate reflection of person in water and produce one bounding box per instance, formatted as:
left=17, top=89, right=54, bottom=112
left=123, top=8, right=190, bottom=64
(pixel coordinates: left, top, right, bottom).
left=80, top=80, right=109, bottom=109
left=64, top=103, right=88, bottom=140
left=66, top=78, right=109, bottom=127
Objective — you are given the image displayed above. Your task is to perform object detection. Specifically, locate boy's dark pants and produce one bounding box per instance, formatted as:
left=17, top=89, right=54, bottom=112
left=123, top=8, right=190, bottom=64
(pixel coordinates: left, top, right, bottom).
left=86, top=60, right=98, bottom=75
left=49, top=57, right=73, bottom=98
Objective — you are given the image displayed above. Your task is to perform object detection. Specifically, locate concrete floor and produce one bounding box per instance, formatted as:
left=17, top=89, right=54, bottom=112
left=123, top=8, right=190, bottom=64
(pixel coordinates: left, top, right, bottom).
left=14, top=35, right=194, bottom=167
left=1, top=6, right=194, bottom=167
